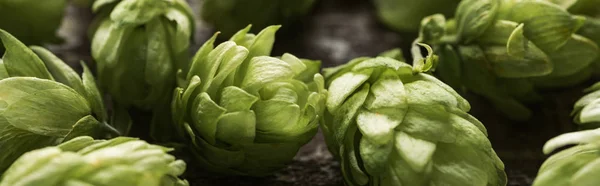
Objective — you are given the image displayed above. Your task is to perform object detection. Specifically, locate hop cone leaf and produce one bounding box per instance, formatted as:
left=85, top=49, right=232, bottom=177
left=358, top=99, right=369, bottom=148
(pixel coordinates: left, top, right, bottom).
left=0, top=0, right=66, bottom=48
left=373, top=0, right=461, bottom=32
left=418, top=0, right=600, bottom=121
left=321, top=49, right=506, bottom=186
left=90, top=0, right=195, bottom=110
left=0, top=29, right=126, bottom=174
left=201, top=0, right=317, bottom=37
left=0, top=136, right=189, bottom=186
left=170, top=25, right=327, bottom=176
left=534, top=128, right=600, bottom=186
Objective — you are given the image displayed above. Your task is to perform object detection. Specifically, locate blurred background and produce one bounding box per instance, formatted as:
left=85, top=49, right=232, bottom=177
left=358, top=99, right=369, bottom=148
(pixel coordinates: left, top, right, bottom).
left=5, top=0, right=595, bottom=185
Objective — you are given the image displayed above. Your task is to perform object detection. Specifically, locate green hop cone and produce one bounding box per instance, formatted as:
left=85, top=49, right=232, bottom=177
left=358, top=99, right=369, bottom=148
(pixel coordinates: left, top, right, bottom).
left=201, top=0, right=317, bottom=38
left=534, top=128, right=600, bottom=186
left=171, top=25, right=327, bottom=176
left=90, top=0, right=195, bottom=110
left=321, top=49, right=506, bottom=186
left=0, top=29, right=128, bottom=173
left=0, top=0, right=66, bottom=48
left=0, top=136, right=189, bottom=186
left=418, top=0, right=600, bottom=121
left=373, top=0, right=461, bottom=32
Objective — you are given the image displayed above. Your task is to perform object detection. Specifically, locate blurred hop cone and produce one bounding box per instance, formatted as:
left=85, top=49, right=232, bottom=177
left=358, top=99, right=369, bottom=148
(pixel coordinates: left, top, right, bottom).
left=201, top=0, right=317, bottom=38
left=0, top=0, right=66, bottom=47
left=418, top=0, right=600, bottom=121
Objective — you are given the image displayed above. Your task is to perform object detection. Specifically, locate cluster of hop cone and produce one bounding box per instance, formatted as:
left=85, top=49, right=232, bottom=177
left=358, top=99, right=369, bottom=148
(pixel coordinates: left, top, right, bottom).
left=1, top=0, right=600, bottom=186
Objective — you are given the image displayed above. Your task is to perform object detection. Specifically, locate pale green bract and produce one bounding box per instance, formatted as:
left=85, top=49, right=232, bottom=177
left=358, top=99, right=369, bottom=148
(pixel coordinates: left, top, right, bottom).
left=0, top=0, right=66, bottom=47
left=533, top=128, right=600, bottom=186
left=533, top=79, right=600, bottom=185
left=418, top=0, right=600, bottom=121
left=90, top=0, right=195, bottom=110
left=171, top=25, right=327, bottom=176
left=0, top=29, right=127, bottom=174
left=321, top=49, right=506, bottom=186
left=201, top=0, right=317, bottom=38
left=373, top=0, right=461, bottom=32
left=0, top=136, right=189, bottom=186
left=572, top=82, right=600, bottom=129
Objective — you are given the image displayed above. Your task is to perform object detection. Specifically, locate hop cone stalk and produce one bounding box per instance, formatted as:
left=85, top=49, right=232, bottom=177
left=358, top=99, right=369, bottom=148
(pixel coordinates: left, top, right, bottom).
left=534, top=128, right=600, bottom=186
left=171, top=25, right=327, bottom=176
left=90, top=0, right=195, bottom=110
left=0, top=29, right=126, bottom=173
left=418, top=0, right=600, bottom=121
left=373, top=0, right=460, bottom=32
left=0, top=0, right=66, bottom=47
left=201, top=0, right=317, bottom=38
left=321, top=49, right=506, bottom=186
left=0, top=136, right=189, bottom=186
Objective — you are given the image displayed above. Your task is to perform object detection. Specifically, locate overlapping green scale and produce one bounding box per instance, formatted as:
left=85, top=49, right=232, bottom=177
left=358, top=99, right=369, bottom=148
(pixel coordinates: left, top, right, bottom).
left=539, top=76, right=600, bottom=184
left=571, top=81, right=600, bottom=129
left=0, top=136, right=188, bottom=186
left=534, top=128, right=600, bottom=186
left=0, top=29, right=126, bottom=174
left=170, top=25, right=327, bottom=176
left=419, top=0, right=600, bottom=121
left=551, top=0, right=600, bottom=74
left=90, top=0, right=195, bottom=110
left=321, top=50, right=506, bottom=186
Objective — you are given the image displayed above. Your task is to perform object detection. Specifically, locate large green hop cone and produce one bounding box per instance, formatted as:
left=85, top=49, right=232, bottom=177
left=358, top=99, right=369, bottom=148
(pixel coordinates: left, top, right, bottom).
left=170, top=25, right=327, bottom=176
left=321, top=49, right=507, bottom=186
